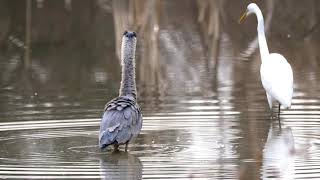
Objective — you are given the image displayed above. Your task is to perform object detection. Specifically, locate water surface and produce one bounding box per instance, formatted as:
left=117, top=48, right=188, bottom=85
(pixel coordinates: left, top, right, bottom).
left=1, top=0, right=320, bottom=179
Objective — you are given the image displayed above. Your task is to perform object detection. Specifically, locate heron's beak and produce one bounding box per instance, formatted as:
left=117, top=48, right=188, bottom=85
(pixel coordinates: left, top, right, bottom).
left=238, top=10, right=248, bottom=24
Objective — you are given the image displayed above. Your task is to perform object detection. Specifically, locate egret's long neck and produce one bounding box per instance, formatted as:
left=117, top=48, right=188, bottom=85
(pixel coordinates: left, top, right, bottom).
left=254, top=9, right=269, bottom=62
left=119, top=44, right=137, bottom=100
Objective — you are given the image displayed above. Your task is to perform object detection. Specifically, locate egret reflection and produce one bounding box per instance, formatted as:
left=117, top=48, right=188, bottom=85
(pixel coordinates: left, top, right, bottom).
left=262, top=122, right=295, bottom=179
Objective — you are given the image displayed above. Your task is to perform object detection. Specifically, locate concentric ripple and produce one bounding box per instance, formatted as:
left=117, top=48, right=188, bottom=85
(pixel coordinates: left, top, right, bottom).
left=0, top=97, right=243, bottom=179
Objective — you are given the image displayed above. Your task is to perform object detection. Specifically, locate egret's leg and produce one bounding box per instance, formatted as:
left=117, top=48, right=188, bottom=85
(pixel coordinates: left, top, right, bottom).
left=269, top=109, right=274, bottom=119
left=269, top=105, right=274, bottom=119
left=278, top=117, right=282, bottom=129
left=278, top=103, right=281, bottom=128
left=125, top=142, right=128, bottom=152
left=266, top=93, right=274, bottom=117
left=266, top=93, right=273, bottom=110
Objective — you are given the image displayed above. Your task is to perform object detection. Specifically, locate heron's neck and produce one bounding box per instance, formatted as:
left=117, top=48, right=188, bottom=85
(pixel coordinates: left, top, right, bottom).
left=119, top=54, right=137, bottom=100
left=254, top=9, right=269, bottom=62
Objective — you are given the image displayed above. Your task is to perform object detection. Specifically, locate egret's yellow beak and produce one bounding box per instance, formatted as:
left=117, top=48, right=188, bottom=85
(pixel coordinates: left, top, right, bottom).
left=238, top=10, right=248, bottom=24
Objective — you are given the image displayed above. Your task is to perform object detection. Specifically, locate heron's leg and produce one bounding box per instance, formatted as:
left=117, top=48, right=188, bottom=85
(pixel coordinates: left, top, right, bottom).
left=113, top=144, right=119, bottom=152
left=125, top=142, right=129, bottom=152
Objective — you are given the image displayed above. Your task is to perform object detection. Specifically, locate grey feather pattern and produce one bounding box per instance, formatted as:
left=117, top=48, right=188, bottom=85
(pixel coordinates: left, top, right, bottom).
left=99, top=31, right=142, bottom=151
left=99, top=96, right=143, bottom=149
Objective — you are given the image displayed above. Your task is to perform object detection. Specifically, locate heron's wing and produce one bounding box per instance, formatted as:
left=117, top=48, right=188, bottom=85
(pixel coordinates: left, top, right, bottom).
left=99, top=110, right=122, bottom=146
left=104, top=96, right=136, bottom=111
left=132, top=104, right=143, bottom=137
left=260, top=53, right=293, bottom=107
left=99, top=96, right=142, bottom=147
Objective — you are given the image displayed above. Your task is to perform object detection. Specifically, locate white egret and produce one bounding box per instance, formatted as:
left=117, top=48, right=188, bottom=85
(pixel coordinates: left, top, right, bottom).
left=239, top=3, right=293, bottom=116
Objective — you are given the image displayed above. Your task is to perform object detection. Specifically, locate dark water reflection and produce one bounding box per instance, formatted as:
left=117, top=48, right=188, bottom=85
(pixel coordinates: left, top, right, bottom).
left=1, top=0, right=320, bottom=179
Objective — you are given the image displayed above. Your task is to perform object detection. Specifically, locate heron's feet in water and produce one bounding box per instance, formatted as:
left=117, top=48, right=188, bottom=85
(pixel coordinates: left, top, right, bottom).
left=111, top=143, right=129, bottom=152
left=113, top=144, right=120, bottom=153
left=125, top=142, right=129, bottom=152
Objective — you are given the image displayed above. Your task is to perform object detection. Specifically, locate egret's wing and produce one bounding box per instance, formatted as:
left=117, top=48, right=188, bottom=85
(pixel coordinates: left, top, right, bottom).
left=260, top=53, right=293, bottom=107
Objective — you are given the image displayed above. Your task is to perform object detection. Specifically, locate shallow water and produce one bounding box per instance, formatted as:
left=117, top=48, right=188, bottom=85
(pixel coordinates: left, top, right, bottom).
left=1, top=0, right=320, bottom=179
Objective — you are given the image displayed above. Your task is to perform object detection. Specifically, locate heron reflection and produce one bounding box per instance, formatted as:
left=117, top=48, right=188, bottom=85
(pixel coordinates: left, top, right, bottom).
left=99, top=151, right=143, bottom=180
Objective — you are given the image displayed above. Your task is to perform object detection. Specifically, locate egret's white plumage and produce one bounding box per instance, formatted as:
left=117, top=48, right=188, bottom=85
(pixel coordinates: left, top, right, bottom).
left=261, top=53, right=293, bottom=109
left=240, top=3, right=293, bottom=112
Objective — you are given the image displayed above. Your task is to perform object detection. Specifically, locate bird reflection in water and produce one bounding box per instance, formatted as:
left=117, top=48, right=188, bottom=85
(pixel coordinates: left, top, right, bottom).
left=99, top=151, right=143, bottom=180
left=261, top=121, right=295, bottom=180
